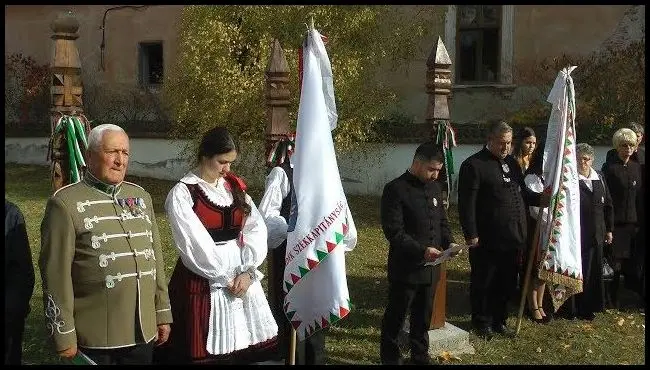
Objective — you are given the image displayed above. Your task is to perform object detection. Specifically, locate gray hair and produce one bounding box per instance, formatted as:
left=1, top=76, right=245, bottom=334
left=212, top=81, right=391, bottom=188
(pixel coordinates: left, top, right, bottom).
left=612, top=128, right=637, bottom=149
left=488, top=120, right=513, bottom=138
left=87, top=124, right=127, bottom=152
left=628, top=122, right=644, bottom=136
left=576, top=143, right=595, bottom=158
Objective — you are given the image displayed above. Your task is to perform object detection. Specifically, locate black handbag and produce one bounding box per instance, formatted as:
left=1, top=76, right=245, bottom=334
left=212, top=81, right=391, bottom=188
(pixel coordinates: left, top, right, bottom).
left=602, top=258, right=615, bottom=280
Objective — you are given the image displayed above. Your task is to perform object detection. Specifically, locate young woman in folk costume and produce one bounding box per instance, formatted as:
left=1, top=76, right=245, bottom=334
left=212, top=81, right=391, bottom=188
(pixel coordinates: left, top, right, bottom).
left=159, top=126, right=277, bottom=364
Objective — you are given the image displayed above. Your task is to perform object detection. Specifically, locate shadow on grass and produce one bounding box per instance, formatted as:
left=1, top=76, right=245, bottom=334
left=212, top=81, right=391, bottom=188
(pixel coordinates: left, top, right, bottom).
left=337, top=271, right=475, bottom=334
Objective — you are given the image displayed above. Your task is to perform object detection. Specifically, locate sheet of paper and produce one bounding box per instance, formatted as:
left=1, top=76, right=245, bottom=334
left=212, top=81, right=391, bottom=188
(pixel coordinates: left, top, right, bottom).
left=424, top=244, right=469, bottom=267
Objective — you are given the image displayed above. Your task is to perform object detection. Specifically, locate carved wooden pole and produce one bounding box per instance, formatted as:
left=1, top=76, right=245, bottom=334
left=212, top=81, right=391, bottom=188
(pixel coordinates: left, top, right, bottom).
left=49, top=11, right=84, bottom=192
left=426, top=36, right=453, bottom=330
left=264, top=38, right=291, bottom=358
left=265, top=39, right=291, bottom=163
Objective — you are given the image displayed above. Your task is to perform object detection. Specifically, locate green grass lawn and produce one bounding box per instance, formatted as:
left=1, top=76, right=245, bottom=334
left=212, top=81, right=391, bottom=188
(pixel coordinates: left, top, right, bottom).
left=5, top=163, right=645, bottom=365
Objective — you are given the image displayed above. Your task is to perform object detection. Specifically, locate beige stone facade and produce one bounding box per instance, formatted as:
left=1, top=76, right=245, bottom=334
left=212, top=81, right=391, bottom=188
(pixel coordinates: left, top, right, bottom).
left=4, top=5, right=644, bottom=128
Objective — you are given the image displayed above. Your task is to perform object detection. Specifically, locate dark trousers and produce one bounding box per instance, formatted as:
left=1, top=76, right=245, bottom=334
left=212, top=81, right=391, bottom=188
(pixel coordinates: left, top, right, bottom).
left=469, top=246, right=518, bottom=329
left=380, top=280, right=434, bottom=364
left=268, top=245, right=326, bottom=365
left=4, top=319, right=26, bottom=365
left=268, top=244, right=290, bottom=361
left=296, top=329, right=326, bottom=365
left=81, top=341, right=154, bottom=365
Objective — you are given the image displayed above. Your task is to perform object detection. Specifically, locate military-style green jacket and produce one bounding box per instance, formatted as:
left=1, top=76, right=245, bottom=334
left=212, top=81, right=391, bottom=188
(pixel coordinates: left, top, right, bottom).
left=39, top=173, right=173, bottom=351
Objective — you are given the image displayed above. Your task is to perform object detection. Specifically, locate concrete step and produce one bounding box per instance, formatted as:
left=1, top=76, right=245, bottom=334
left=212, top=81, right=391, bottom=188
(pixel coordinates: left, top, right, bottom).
left=427, top=322, right=475, bottom=356
left=399, top=321, right=475, bottom=357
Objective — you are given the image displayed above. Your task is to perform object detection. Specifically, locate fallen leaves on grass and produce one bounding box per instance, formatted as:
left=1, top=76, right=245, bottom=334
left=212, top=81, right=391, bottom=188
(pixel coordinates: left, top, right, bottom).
left=617, top=318, right=625, bottom=326
left=536, top=347, right=542, bottom=353
left=580, top=323, right=594, bottom=331
left=437, top=351, right=461, bottom=363
left=562, top=344, right=571, bottom=349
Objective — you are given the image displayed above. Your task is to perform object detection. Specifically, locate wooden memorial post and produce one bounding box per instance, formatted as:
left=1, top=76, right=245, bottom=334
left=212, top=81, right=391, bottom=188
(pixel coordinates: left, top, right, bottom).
left=264, top=38, right=293, bottom=362
left=264, top=38, right=291, bottom=297
left=265, top=39, right=291, bottom=149
left=426, top=36, right=453, bottom=330
left=49, top=11, right=85, bottom=192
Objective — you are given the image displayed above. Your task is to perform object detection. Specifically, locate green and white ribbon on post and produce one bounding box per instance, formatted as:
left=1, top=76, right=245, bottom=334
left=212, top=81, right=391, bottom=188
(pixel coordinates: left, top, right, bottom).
left=435, top=120, right=457, bottom=202
left=266, top=133, right=296, bottom=167
left=52, top=114, right=91, bottom=184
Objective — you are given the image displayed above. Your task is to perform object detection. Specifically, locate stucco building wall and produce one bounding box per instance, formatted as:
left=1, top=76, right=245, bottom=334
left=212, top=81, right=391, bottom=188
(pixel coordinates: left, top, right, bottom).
left=5, top=5, right=183, bottom=85
left=5, top=5, right=644, bottom=129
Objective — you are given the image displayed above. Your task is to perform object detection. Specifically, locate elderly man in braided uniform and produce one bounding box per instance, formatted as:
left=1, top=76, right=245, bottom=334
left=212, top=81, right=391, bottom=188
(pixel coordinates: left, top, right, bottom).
left=39, top=124, right=172, bottom=365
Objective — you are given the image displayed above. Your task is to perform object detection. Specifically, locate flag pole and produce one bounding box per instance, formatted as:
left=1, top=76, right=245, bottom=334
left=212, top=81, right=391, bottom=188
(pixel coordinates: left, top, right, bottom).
left=288, top=327, right=297, bottom=365
left=516, top=204, right=545, bottom=335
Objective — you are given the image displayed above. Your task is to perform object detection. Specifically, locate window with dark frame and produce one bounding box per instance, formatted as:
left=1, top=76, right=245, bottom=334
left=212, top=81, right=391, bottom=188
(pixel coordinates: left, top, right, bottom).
left=456, top=5, right=501, bottom=84
left=138, top=42, right=163, bottom=86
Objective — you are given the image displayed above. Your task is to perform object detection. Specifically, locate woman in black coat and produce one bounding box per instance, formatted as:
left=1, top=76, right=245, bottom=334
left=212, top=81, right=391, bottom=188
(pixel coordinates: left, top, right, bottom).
left=601, top=128, right=643, bottom=307
left=570, top=143, right=614, bottom=319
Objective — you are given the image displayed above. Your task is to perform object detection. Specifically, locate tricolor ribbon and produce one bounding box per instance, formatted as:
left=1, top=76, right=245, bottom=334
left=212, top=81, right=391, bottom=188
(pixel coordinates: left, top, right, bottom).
left=49, top=113, right=91, bottom=184
left=435, top=120, right=458, bottom=200
left=266, top=133, right=296, bottom=167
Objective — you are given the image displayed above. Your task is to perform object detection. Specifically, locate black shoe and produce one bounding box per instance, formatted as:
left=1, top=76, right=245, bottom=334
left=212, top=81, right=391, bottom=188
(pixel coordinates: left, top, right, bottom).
left=492, top=324, right=515, bottom=337
left=410, top=356, right=431, bottom=365
left=473, top=326, right=494, bottom=340
left=526, top=308, right=546, bottom=324
left=577, top=312, right=596, bottom=321
left=381, top=358, right=403, bottom=365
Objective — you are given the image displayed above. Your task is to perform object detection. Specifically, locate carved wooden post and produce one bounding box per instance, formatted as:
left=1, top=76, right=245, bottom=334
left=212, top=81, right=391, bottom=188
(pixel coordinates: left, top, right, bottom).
left=264, top=38, right=291, bottom=350
left=50, top=11, right=84, bottom=192
left=426, top=36, right=453, bottom=330
left=265, top=39, right=291, bottom=158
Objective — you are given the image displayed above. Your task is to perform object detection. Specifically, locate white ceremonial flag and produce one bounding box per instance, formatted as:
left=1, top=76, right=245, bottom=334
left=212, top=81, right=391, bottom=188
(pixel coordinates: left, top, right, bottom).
left=537, top=66, right=583, bottom=311
left=283, top=25, right=358, bottom=341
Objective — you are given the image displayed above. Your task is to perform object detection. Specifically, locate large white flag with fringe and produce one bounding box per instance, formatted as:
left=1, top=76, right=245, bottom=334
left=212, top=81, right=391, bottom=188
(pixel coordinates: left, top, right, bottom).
left=283, top=25, right=358, bottom=341
left=538, top=66, right=583, bottom=311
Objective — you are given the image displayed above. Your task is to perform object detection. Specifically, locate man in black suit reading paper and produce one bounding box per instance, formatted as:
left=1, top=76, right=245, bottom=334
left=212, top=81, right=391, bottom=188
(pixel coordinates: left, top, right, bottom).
left=379, top=142, right=458, bottom=365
